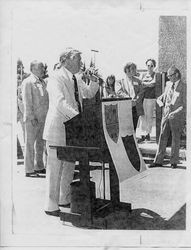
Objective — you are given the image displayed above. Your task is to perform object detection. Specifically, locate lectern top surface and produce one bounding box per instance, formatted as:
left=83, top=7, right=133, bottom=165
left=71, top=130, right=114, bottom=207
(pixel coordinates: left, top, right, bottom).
left=101, top=97, right=131, bottom=102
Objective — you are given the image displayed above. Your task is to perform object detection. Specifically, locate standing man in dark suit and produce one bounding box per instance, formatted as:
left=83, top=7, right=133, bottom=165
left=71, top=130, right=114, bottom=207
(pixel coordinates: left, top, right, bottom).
left=149, top=66, right=186, bottom=168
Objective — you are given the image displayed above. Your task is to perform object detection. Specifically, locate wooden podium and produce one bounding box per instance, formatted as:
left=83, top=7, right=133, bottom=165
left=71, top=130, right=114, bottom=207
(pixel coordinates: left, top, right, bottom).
left=51, top=93, right=132, bottom=228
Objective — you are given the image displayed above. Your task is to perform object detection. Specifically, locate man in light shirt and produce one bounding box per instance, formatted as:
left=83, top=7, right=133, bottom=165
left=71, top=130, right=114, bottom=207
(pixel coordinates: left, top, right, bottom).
left=43, top=48, right=99, bottom=216
left=149, top=66, right=186, bottom=169
left=115, top=62, right=144, bottom=131
left=21, top=61, right=49, bottom=177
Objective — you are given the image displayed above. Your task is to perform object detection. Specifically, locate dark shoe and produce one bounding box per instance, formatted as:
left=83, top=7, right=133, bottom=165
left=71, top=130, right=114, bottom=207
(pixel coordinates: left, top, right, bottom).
left=171, top=164, right=177, bottom=169
left=137, top=136, right=146, bottom=143
left=25, top=172, right=39, bottom=177
left=35, top=169, right=46, bottom=174
left=145, top=134, right=150, bottom=141
left=59, top=203, right=70, bottom=208
left=45, top=209, right=60, bottom=217
left=148, top=163, right=163, bottom=168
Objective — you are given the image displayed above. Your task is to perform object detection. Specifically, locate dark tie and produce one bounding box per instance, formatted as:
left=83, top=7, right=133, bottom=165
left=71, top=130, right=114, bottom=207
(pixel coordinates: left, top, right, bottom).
left=72, top=75, right=82, bottom=113
left=170, top=83, right=175, bottom=100
left=38, top=78, right=45, bottom=85
left=171, top=82, right=175, bottom=90
left=166, top=83, right=175, bottom=107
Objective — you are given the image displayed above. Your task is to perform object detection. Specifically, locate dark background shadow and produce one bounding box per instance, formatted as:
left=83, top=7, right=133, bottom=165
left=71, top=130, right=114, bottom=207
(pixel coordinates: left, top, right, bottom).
left=93, top=204, right=186, bottom=230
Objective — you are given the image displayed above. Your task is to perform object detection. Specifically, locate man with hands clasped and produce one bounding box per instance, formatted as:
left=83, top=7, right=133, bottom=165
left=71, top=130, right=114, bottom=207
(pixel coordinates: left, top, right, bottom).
left=149, top=66, right=186, bottom=169
left=22, top=61, right=49, bottom=177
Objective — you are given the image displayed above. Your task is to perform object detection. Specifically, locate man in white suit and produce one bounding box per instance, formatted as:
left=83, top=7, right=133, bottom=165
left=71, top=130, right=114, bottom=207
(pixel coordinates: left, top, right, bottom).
left=43, top=48, right=99, bottom=216
left=22, top=61, right=49, bottom=177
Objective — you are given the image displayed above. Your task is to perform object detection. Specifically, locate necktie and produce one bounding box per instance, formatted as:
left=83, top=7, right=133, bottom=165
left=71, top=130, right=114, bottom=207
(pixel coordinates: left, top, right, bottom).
left=129, top=79, right=135, bottom=99
left=126, top=77, right=135, bottom=99
left=171, top=82, right=175, bottom=91
left=37, top=78, right=44, bottom=96
left=170, top=83, right=175, bottom=101
left=166, top=83, right=175, bottom=107
left=72, top=75, right=82, bottom=113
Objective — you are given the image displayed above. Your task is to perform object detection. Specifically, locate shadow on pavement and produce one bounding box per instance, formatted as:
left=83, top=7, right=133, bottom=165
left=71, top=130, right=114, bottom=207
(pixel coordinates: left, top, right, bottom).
left=172, top=166, right=186, bottom=170
left=103, top=205, right=186, bottom=230
left=155, top=165, right=186, bottom=170
left=164, top=204, right=186, bottom=230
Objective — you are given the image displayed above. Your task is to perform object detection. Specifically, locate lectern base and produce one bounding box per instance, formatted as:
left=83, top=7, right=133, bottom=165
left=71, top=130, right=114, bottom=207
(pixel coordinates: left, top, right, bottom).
left=60, top=198, right=132, bottom=229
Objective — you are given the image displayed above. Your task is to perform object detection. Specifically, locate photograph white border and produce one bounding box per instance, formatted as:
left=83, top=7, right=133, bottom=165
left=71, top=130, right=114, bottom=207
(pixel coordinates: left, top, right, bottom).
left=0, top=0, right=191, bottom=248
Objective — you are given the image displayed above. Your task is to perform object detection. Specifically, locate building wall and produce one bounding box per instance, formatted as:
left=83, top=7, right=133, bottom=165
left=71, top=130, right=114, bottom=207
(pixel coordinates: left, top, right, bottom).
left=158, top=16, right=187, bottom=83
left=158, top=16, right=187, bottom=144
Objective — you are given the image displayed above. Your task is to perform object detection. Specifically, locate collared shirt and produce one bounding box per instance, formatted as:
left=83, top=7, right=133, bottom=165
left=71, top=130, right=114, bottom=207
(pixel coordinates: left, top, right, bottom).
left=173, top=79, right=180, bottom=91
left=31, top=73, right=43, bottom=83
left=31, top=73, right=45, bottom=96
left=62, top=66, right=74, bottom=83
left=62, top=67, right=81, bottom=111
left=126, top=76, right=135, bottom=99
left=164, top=79, right=180, bottom=112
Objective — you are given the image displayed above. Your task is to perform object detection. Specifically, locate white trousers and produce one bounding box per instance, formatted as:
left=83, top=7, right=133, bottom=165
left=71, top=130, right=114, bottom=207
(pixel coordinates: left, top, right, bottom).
left=44, top=141, right=75, bottom=211
left=19, top=118, right=25, bottom=142
left=24, top=120, right=45, bottom=173
left=140, top=98, right=156, bottom=135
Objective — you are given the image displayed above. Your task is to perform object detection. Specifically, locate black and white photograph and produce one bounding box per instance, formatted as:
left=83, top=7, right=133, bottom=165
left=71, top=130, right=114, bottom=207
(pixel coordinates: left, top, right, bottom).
left=0, top=0, right=191, bottom=249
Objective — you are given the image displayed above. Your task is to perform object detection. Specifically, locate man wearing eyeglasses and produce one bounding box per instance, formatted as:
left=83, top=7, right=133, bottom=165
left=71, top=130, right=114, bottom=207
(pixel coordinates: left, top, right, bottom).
left=22, top=61, right=49, bottom=177
left=149, top=66, right=186, bottom=169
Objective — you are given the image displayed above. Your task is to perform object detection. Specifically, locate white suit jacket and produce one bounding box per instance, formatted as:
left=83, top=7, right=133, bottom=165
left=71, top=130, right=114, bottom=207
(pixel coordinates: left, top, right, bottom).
left=43, top=67, right=99, bottom=146
left=21, top=74, right=49, bottom=123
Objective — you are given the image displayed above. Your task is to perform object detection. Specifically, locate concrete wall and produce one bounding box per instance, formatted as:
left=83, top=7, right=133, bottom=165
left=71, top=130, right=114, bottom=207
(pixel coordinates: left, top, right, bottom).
left=158, top=16, right=187, bottom=143
left=158, top=16, right=187, bottom=83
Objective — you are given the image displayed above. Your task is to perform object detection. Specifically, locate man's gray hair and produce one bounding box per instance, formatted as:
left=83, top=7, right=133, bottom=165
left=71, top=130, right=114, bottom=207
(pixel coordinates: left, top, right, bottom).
left=59, top=48, right=81, bottom=64
left=30, top=60, right=43, bottom=71
left=169, top=65, right=181, bottom=79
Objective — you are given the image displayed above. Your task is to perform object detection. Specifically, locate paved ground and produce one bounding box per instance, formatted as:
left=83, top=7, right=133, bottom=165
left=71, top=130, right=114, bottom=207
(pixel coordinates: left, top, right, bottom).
left=15, top=121, right=187, bottom=232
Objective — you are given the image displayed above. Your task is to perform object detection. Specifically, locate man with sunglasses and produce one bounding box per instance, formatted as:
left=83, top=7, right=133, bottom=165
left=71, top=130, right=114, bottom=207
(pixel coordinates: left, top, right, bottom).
left=149, top=66, right=186, bottom=168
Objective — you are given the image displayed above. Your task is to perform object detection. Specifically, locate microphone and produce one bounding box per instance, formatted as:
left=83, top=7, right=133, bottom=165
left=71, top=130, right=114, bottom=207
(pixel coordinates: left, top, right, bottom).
left=83, top=68, right=99, bottom=82
left=80, top=68, right=99, bottom=84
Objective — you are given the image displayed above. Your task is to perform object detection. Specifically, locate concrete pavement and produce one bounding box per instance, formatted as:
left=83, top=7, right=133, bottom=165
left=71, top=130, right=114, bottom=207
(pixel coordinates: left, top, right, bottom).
left=15, top=120, right=187, bottom=231
left=14, top=158, right=186, bottom=232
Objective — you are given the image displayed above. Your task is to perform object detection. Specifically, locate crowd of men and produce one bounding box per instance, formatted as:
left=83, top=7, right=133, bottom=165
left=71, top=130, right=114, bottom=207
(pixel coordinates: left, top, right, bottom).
left=17, top=48, right=186, bottom=216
